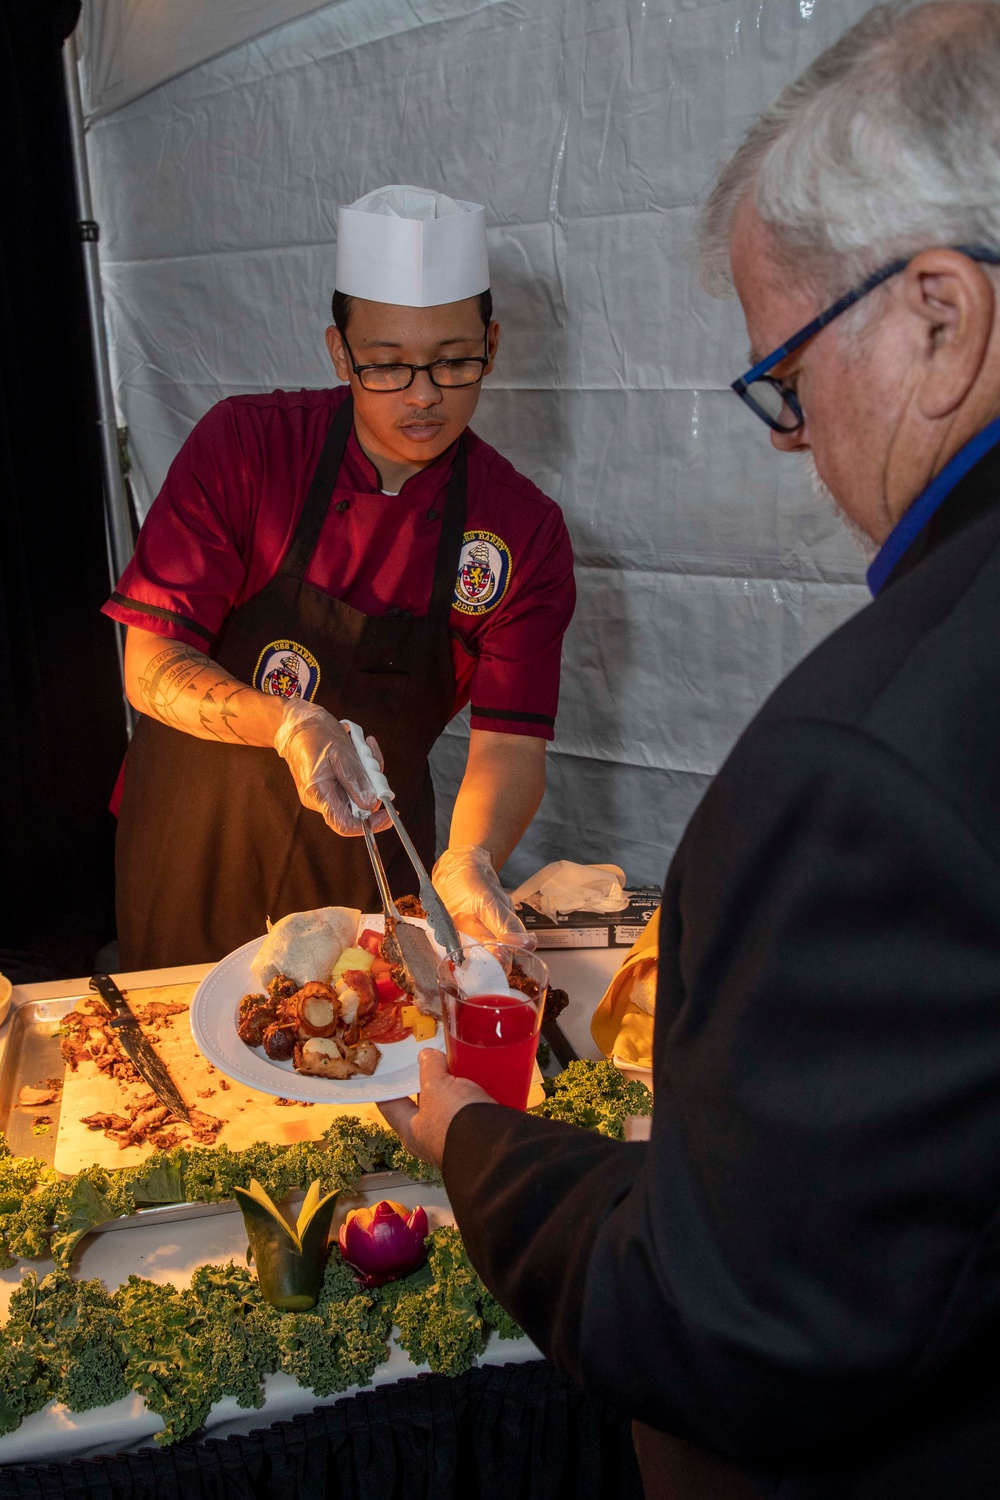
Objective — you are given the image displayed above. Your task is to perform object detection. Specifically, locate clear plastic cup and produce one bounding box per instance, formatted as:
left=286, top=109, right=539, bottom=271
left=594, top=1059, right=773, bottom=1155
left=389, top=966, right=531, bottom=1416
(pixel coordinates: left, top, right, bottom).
left=436, top=943, right=549, bottom=1110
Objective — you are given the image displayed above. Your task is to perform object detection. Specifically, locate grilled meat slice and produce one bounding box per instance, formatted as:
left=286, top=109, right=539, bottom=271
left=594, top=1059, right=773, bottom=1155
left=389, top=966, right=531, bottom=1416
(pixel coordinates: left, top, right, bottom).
left=382, top=915, right=441, bottom=1017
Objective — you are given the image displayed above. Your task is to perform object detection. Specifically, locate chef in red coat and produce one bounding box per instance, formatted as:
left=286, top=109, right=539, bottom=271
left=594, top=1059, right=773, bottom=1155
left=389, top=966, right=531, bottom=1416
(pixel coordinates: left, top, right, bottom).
left=103, top=185, right=575, bottom=969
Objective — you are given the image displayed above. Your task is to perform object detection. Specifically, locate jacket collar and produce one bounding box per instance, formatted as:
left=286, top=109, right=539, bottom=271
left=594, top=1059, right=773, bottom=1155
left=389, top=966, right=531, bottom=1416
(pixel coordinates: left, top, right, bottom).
left=867, top=414, right=1000, bottom=596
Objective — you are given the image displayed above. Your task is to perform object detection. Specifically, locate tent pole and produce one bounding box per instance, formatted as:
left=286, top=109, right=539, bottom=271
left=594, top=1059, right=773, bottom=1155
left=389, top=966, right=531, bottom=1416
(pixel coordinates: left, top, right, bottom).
left=61, top=28, right=135, bottom=734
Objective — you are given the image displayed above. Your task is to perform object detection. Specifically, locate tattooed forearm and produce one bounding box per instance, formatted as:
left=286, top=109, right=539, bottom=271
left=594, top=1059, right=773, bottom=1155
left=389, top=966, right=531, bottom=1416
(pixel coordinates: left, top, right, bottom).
left=197, top=679, right=253, bottom=743
left=138, top=646, right=256, bottom=744
left=138, top=644, right=206, bottom=718
left=125, top=626, right=286, bottom=749
left=213, top=684, right=246, bottom=734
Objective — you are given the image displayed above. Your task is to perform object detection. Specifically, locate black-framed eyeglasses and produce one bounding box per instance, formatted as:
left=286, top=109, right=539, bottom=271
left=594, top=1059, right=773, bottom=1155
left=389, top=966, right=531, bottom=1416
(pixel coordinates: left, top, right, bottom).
left=341, top=330, right=490, bottom=392
left=732, top=244, right=1000, bottom=433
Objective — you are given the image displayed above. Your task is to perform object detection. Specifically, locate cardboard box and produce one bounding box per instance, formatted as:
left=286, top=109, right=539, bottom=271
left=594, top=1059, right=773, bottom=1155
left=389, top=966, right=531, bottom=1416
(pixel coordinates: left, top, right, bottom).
left=514, top=886, right=661, bottom=949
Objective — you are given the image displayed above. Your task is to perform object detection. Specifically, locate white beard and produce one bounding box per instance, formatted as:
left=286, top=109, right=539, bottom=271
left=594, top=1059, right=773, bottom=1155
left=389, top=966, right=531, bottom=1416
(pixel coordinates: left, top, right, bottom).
left=801, top=452, right=879, bottom=563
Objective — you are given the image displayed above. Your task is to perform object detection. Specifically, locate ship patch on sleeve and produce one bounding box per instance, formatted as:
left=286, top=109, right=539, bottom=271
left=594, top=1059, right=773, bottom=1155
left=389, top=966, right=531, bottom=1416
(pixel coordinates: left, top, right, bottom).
left=453, top=530, right=512, bottom=616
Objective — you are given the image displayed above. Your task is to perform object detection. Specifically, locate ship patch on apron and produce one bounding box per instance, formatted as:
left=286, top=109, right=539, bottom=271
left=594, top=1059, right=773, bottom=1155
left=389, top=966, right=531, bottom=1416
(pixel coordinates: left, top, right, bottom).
left=453, top=530, right=512, bottom=616
left=253, top=639, right=321, bottom=701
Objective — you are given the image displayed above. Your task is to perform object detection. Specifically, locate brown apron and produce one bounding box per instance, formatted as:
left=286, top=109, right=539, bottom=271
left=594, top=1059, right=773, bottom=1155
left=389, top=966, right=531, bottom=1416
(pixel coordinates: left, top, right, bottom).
left=116, top=397, right=467, bottom=969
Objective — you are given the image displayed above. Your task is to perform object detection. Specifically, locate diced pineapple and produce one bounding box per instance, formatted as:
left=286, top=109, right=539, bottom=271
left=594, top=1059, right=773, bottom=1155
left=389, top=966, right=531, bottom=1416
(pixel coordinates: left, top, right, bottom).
left=331, top=945, right=375, bottom=983
left=400, top=1004, right=437, bottom=1041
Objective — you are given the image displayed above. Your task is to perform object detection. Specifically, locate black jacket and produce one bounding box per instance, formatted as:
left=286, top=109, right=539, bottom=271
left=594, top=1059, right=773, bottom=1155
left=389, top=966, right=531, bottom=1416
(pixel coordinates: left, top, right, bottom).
left=444, top=441, right=1000, bottom=1497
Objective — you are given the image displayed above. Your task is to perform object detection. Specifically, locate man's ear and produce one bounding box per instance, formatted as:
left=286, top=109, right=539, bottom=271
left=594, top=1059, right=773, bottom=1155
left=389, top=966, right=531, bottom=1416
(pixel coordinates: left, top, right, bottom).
left=484, top=319, right=500, bottom=376
left=325, top=325, right=351, bottom=384
left=903, top=248, right=995, bottom=421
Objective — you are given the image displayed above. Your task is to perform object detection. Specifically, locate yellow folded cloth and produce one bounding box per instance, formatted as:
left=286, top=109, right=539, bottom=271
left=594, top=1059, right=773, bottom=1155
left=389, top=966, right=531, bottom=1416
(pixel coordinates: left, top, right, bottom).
left=590, top=907, right=660, bottom=1071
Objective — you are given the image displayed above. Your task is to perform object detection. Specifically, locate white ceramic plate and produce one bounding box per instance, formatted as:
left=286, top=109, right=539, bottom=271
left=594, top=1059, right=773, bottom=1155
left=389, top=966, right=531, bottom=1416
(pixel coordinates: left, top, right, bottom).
left=189, top=915, right=446, bottom=1104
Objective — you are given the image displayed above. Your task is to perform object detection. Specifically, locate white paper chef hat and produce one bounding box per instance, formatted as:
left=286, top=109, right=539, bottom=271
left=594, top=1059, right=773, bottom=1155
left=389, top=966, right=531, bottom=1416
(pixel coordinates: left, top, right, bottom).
left=335, top=184, right=490, bottom=308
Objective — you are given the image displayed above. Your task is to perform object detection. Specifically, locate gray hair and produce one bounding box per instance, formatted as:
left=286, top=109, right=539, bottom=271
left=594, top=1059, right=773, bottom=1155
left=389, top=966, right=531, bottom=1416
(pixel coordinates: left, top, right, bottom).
left=699, top=0, right=1000, bottom=300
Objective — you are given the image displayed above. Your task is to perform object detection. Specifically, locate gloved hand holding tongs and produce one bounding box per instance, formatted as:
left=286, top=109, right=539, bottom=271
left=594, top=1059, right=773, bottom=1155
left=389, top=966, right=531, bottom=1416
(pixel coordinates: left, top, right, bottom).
left=273, top=700, right=393, bottom=836
left=431, top=845, right=531, bottom=948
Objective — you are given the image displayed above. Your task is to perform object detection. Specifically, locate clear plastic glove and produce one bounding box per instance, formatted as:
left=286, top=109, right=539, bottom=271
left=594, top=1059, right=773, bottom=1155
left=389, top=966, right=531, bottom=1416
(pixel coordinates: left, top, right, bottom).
left=432, top=845, right=533, bottom=947
left=273, top=699, right=392, bottom=836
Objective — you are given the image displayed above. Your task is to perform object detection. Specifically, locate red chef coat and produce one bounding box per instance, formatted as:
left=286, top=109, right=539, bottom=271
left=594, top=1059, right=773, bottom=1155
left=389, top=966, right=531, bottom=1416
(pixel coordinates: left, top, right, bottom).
left=103, top=386, right=575, bottom=739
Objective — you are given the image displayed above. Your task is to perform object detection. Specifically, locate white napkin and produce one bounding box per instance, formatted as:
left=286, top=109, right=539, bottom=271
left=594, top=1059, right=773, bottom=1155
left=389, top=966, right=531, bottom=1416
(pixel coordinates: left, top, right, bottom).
left=457, top=945, right=522, bottom=999
left=509, top=860, right=629, bottom=921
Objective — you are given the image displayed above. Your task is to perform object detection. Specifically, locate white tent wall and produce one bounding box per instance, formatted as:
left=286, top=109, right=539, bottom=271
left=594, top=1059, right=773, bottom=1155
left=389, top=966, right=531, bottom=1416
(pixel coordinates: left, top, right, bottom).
left=80, top=0, right=341, bottom=119
left=84, top=0, right=874, bottom=889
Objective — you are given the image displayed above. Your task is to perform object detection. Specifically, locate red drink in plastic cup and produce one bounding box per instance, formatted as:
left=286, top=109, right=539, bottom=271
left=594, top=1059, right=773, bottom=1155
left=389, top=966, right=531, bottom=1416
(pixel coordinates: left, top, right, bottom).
left=438, top=945, right=547, bottom=1111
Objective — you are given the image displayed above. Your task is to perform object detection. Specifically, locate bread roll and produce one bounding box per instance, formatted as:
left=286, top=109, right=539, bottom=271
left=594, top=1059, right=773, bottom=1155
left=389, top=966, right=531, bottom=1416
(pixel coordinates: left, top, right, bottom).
left=250, top=907, right=361, bottom=989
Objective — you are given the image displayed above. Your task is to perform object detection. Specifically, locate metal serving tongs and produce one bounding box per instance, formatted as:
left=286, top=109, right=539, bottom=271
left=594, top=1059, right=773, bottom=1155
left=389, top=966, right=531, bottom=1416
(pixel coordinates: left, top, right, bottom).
left=342, top=720, right=461, bottom=956
left=358, top=820, right=440, bottom=1015
left=341, top=719, right=462, bottom=1013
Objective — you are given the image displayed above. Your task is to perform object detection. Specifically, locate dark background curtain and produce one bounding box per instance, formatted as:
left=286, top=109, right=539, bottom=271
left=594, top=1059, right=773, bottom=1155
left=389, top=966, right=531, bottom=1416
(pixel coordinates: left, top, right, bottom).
left=0, top=0, right=126, bottom=981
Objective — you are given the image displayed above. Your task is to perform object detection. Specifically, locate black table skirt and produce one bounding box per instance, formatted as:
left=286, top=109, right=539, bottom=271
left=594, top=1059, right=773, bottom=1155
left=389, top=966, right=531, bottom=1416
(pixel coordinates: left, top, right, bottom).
left=0, top=1361, right=643, bottom=1500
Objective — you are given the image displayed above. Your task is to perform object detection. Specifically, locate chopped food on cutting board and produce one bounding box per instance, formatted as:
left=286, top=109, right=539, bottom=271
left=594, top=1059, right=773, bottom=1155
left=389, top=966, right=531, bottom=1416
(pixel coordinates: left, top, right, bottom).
left=50, top=982, right=374, bottom=1174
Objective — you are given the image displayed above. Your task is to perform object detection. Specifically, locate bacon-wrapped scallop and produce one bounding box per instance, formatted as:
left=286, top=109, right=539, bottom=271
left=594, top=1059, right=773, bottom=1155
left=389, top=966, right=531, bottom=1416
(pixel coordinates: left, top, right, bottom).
left=289, top=981, right=340, bottom=1038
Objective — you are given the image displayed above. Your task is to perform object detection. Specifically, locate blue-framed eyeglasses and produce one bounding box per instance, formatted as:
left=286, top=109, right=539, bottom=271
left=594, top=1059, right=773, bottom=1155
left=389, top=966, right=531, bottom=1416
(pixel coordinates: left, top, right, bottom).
left=732, top=244, right=1000, bottom=433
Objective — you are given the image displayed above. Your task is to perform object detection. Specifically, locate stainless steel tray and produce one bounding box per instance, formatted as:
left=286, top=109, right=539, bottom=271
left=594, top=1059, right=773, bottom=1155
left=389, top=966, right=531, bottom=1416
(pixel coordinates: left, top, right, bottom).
left=0, top=992, right=80, bottom=1168
left=0, top=988, right=416, bottom=1232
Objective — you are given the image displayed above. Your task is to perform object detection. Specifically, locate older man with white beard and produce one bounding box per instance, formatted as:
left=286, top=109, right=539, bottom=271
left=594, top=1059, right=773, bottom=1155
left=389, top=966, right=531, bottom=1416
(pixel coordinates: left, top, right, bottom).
left=380, top=2, right=1000, bottom=1495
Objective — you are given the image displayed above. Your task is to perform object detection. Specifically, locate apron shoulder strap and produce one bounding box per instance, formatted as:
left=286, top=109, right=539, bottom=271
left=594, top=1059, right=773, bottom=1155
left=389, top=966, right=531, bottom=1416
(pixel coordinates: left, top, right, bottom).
left=280, top=395, right=355, bottom=580
left=428, top=436, right=469, bottom=618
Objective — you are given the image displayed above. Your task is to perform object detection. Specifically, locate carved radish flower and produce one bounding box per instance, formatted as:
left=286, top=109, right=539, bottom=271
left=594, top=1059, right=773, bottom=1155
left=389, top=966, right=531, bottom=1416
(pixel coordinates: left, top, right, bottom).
left=338, top=1199, right=429, bottom=1287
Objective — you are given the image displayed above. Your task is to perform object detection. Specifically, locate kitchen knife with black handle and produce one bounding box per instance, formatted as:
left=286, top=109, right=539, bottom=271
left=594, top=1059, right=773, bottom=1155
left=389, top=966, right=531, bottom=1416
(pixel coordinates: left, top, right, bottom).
left=89, top=973, right=192, bottom=1123
left=538, top=982, right=580, bottom=1070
